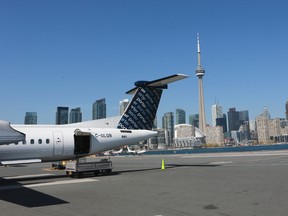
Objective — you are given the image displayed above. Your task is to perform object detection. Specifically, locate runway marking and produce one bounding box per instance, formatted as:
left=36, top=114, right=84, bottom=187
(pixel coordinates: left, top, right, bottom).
left=208, top=161, right=233, bottom=165
left=3, top=173, right=55, bottom=180
left=0, top=178, right=98, bottom=191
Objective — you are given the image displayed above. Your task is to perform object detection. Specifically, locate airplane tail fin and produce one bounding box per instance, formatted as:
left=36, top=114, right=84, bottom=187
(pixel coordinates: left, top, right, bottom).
left=117, top=74, right=188, bottom=130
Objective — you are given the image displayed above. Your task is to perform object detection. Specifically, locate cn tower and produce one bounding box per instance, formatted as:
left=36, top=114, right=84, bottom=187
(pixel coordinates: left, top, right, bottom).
left=195, top=33, right=206, bottom=133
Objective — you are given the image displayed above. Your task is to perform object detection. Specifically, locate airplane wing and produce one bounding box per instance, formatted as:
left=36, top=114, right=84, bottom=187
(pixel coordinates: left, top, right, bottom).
left=0, top=120, right=25, bottom=145
left=126, top=74, right=189, bottom=94
left=0, top=159, right=42, bottom=166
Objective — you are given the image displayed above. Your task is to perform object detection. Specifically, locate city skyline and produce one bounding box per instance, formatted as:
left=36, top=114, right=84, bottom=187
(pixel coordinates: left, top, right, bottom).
left=20, top=101, right=288, bottom=145
left=20, top=100, right=288, bottom=128
left=21, top=101, right=288, bottom=130
left=1, top=1, right=288, bottom=124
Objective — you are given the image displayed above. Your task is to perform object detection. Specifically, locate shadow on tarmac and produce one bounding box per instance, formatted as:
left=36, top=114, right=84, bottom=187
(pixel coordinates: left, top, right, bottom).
left=166, top=163, right=220, bottom=168
left=0, top=178, right=68, bottom=207
left=111, top=163, right=220, bottom=175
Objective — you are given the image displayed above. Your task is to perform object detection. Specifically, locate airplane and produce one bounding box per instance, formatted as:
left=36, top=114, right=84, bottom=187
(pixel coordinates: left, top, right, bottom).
left=135, top=148, right=146, bottom=155
left=0, top=74, right=188, bottom=166
left=101, top=148, right=123, bottom=156
left=126, top=146, right=146, bottom=155
left=101, top=151, right=113, bottom=156
left=111, top=148, right=123, bottom=155
left=126, top=146, right=136, bottom=155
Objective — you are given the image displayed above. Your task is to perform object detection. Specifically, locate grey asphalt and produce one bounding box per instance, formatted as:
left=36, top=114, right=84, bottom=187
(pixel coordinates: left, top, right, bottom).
left=1, top=151, right=288, bottom=216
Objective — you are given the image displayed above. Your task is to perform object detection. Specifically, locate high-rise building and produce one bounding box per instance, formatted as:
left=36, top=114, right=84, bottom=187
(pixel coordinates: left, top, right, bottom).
left=189, top=114, right=199, bottom=128
left=24, top=112, right=37, bottom=125
left=216, top=114, right=227, bottom=133
left=175, top=108, right=186, bottom=125
left=119, top=99, right=129, bottom=115
left=239, top=110, right=249, bottom=124
left=70, top=107, right=82, bottom=123
left=227, top=108, right=249, bottom=132
left=256, top=114, right=269, bottom=144
left=285, top=100, right=288, bottom=120
left=249, top=120, right=256, bottom=131
left=249, top=120, right=258, bottom=141
left=211, top=104, right=223, bottom=126
left=227, top=108, right=239, bottom=131
left=162, top=112, right=174, bottom=146
left=156, top=128, right=166, bottom=149
left=239, top=121, right=250, bottom=142
left=262, top=106, right=271, bottom=120
left=195, top=33, right=206, bottom=133
left=56, top=107, right=69, bottom=125
left=153, top=117, right=158, bottom=129
left=92, top=98, right=106, bottom=120
left=256, top=105, right=288, bottom=144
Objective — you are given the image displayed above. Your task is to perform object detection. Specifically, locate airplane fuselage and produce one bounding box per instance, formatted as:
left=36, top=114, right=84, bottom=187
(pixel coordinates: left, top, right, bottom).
left=0, top=124, right=156, bottom=165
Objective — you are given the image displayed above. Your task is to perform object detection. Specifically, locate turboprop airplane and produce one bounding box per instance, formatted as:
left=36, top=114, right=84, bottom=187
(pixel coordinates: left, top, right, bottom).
left=101, top=148, right=123, bottom=156
left=126, top=146, right=137, bottom=155
left=111, top=148, right=123, bottom=155
left=135, top=148, right=146, bottom=155
left=127, top=146, right=146, bottom=155
left=0, top=74, right=188, bottom=166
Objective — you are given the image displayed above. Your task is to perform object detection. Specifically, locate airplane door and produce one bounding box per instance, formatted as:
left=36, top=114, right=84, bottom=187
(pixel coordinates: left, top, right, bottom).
left=53, top=131, right=64, bottom=156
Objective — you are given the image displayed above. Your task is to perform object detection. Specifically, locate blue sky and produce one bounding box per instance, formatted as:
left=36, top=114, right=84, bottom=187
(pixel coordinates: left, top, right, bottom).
left=1, top=0, right=287, bottom=124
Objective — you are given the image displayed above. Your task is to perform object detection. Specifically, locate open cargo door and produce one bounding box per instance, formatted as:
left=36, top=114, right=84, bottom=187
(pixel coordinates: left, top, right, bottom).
left=74, top=129, right=91, bottom=155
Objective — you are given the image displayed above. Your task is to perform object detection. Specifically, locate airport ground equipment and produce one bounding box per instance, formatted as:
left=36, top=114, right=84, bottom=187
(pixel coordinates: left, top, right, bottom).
left=65, top=157, right=112, bottom=178
left=51, top=160, right=67, bottom=170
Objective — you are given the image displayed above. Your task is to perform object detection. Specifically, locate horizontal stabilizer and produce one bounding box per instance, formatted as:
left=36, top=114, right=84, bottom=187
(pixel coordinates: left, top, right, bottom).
left=126, top=74, right=189, bottom=94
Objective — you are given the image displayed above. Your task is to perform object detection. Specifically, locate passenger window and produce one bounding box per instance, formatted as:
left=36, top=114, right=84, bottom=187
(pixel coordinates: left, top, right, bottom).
left=30, top=139, right=34, bottom=144
left=46, top=139, right=50, bottom=144
left=38, top=139, right=42, bottom=144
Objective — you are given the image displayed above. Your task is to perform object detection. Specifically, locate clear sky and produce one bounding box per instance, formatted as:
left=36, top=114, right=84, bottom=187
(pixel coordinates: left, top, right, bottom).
left=1, top=0, right=287, bottom=125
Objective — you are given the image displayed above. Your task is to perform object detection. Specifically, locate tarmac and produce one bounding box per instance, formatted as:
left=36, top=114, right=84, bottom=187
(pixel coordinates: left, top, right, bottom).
left=1, top=150, right=288, bottom=216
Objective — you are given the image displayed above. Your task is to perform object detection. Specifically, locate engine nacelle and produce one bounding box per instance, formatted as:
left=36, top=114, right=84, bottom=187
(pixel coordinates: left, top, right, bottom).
left=0, top=121, right=26, bottom=145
